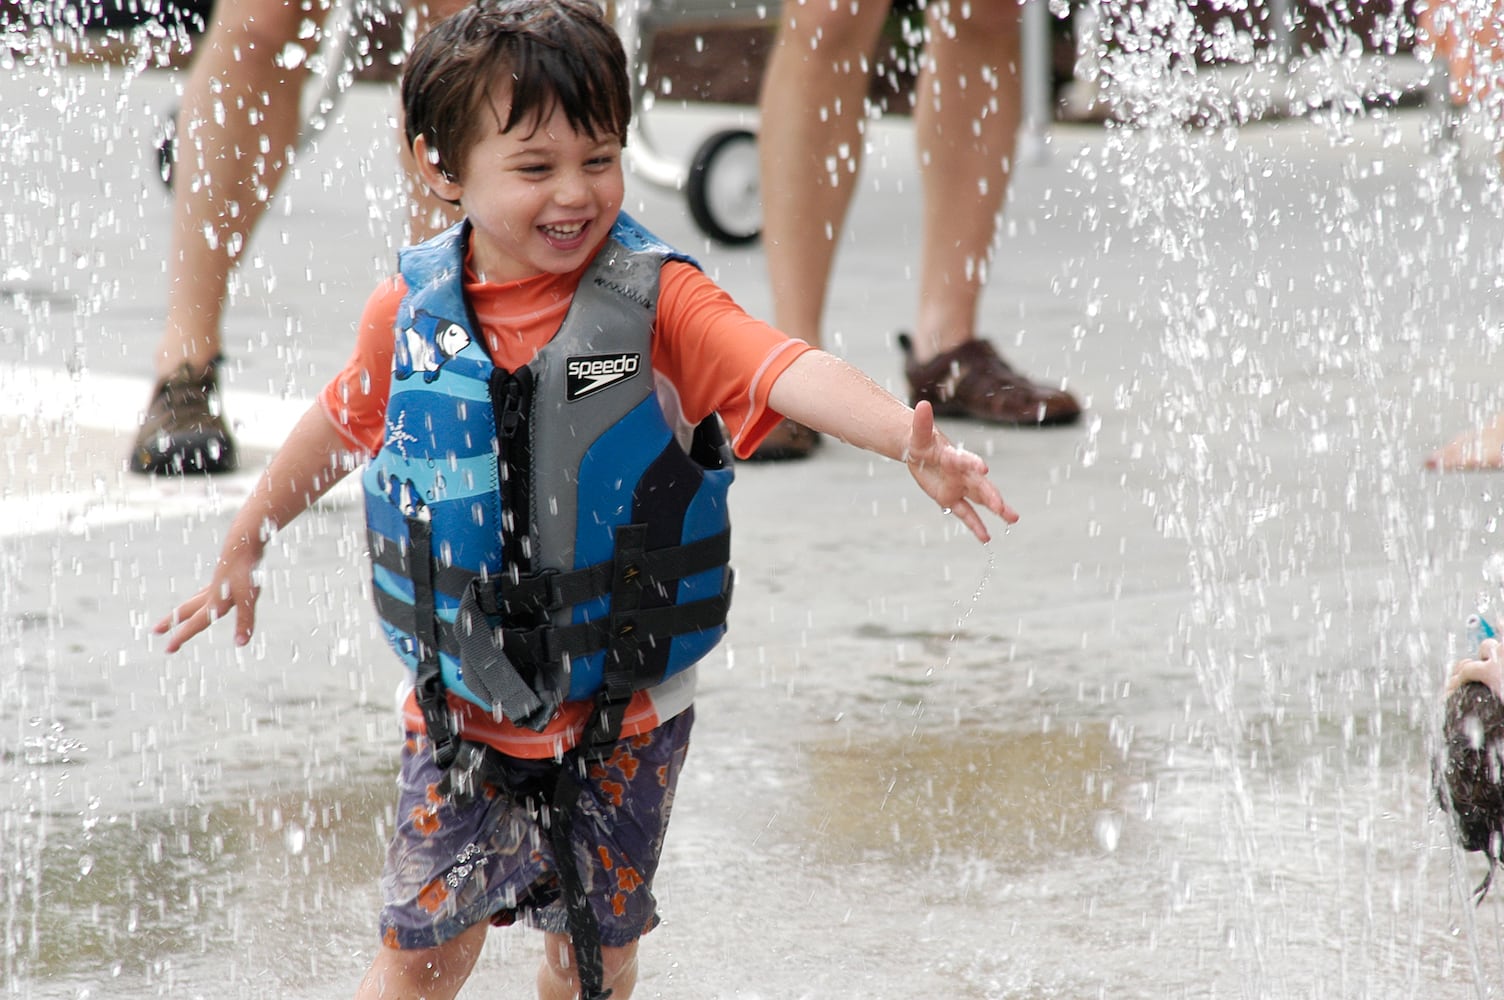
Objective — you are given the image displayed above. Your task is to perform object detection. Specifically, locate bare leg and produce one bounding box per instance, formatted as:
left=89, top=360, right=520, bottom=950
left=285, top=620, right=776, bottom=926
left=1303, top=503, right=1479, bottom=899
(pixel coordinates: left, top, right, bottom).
left=896, top=1, right=1077, bottom=426
left=1426, top=412, right=1504, bottom=471
left=758, top=0, right=891, bottom=349
left=909, top=0, right=1020, bottom=361
left=356, top=922, right=487, bottom=1000
left=1418, top=2, right=1504, bottom=472
left=537, top=932, right=641, bottom=1000
left=755, top=0, right=1078, bottom=453
left=154, top=0, right=330, bottom=379
left=134, top=0, right=466, bottom=474
left=747, top=0, right=890, bottom=460
left=130, top=0, right=333, bottom=475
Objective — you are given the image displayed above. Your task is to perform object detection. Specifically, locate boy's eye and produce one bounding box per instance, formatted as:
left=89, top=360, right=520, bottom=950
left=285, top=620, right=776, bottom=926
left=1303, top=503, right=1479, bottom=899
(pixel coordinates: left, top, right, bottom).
left=586, top=154, right=617, bottom=169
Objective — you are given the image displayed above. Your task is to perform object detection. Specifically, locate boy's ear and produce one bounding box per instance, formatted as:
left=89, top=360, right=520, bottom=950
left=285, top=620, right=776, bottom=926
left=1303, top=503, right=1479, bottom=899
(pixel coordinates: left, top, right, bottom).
left=413, top=135, right=462, bottom=202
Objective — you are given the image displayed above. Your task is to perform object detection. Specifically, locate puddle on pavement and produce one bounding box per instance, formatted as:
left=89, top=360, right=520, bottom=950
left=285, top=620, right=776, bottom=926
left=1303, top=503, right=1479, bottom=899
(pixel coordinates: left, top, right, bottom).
left=11, top=769, right=395, bottom=988
left=791, top=723, right=1128, bottom=870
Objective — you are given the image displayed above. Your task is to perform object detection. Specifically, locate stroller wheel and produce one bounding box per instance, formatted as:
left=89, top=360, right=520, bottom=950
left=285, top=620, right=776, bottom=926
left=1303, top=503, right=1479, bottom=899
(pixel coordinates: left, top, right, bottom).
left=686, top=128, right=760, bottom=246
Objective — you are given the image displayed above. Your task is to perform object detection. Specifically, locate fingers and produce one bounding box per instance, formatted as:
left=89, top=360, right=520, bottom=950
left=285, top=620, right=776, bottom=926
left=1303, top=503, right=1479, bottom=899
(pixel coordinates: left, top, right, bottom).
left=156, top=600, right=214, bottom=654
left=232, top=590, right=258, bottom=647
left=948, top=499, right=991, bottom=543
left=965, top=475, right=1019, bottom=526
left=152, top=582, right=258, bottom=653
left=906, top=407, right=1021, bottom=539
left=162, top=610, right=212, bottom=654
left=945, top=480, right=1021, bottom=542
left=153, top=589, right=209, bottom=634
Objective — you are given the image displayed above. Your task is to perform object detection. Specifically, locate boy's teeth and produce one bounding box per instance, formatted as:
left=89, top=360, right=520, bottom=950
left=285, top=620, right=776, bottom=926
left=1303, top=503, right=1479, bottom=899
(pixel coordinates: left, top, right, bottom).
left=543, top=222, right=584, bottom=238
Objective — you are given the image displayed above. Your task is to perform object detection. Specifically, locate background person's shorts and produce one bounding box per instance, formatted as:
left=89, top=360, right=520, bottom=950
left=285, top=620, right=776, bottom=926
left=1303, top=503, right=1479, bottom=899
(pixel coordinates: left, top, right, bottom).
left=378, top=708, right=694, bottom=950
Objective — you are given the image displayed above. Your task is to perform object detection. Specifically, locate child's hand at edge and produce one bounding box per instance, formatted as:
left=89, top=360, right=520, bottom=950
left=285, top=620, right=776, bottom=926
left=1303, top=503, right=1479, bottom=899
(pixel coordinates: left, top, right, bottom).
left=153, top=536, right=264, bottom=653
left=1448, top=637, right=1504, bottom=702
left=904, top=400, right=1020, bottom=544
left=149, top=405, right=359, bottom=654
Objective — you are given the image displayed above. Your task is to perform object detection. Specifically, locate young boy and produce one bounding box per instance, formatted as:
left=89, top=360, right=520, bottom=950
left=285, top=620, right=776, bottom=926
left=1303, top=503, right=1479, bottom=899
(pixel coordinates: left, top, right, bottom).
left=1441, top=636, right=1504, bottom=900
left=155, top=2, right=1018, bottom=997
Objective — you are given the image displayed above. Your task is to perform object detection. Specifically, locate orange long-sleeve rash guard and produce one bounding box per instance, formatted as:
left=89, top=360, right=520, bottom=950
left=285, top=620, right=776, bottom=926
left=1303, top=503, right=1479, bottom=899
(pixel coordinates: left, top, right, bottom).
left=320, top=255, right=808, bottom=459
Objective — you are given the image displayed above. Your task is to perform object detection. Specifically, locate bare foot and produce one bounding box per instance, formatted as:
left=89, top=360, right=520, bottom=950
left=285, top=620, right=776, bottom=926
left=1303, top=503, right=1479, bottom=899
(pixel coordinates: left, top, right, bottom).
left=1425, top=414, right=1504, bottom=471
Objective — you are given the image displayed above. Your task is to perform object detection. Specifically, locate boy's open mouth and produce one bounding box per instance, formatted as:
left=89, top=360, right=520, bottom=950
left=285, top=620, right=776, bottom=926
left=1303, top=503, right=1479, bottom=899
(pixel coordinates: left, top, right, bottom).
left=540, top=221, right=588, bottom=241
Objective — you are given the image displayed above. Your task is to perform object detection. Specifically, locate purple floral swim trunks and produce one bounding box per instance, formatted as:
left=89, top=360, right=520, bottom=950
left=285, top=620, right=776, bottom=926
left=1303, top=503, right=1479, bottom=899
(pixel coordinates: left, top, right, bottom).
left=378, top=708, right=693, bottom=950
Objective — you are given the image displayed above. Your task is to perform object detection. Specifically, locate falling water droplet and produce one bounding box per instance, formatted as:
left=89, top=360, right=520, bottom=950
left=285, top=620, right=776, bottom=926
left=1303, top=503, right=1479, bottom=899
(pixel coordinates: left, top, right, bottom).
left=1094, top=812, right=1123, bottom=853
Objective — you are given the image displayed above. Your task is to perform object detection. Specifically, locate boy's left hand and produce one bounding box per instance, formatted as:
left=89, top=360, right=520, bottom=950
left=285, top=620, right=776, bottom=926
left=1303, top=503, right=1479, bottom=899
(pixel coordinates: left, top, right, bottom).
left=904, top=400, right=1019, bottom=543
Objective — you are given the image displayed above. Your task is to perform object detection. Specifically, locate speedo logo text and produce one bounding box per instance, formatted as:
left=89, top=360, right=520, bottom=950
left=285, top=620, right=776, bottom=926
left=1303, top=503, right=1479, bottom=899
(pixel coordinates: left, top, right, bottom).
left=566, top=353, right=641, bottom=401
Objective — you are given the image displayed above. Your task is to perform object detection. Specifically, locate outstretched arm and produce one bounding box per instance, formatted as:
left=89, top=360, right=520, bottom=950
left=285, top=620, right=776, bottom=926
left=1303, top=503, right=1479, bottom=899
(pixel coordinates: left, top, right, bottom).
left=766, top=350, right=1019, bottom=542
left=154, top=405, right=361, bottom=652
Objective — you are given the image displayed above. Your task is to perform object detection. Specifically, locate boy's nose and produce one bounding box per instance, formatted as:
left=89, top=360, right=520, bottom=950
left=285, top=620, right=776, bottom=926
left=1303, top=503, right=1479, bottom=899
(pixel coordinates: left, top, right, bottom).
left=554, top=170, right=591, bottom=205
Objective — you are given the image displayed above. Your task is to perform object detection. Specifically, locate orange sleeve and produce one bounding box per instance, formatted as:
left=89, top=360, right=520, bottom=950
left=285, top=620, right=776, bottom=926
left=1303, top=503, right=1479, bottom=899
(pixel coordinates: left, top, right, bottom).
left=317, top=276, right=404, bottom=455
left=652, top=260, right=813, bottom=459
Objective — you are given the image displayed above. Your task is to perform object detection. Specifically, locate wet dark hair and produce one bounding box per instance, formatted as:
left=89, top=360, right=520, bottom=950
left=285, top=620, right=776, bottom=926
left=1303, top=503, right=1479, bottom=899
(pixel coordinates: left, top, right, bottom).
left=1439, top=681, right=1504, bottom=900
left=401, top=0, right=631, bottom=182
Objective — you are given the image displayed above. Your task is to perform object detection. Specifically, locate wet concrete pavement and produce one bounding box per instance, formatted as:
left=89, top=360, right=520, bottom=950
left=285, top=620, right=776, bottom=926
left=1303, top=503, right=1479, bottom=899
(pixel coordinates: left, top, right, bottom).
left=6, top=48, right=1504, bottom=999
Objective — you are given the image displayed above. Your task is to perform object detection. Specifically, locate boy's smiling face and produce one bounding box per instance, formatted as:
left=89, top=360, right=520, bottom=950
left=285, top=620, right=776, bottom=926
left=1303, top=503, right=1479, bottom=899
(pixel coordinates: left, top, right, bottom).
left=418, top=82, right=625, bottom=284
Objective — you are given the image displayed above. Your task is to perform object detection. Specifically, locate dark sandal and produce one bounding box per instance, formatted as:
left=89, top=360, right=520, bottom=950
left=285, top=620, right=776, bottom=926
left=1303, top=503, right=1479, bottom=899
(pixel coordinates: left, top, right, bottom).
left=899, top=333, right=1081, bottom=427
left=742, top=418, right=822, bottom=462
left=129, top=355, right=239, bottom=475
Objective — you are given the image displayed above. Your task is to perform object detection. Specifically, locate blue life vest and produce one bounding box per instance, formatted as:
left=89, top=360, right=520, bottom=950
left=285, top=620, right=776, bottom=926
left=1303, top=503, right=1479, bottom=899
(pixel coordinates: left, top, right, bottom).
left=362, top=216, right=734, bottom=760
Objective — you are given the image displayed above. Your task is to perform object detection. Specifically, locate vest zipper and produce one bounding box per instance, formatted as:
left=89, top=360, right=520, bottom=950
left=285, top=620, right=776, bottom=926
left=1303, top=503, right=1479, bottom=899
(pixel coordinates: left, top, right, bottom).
left=491, top=369, right=534, bottom=594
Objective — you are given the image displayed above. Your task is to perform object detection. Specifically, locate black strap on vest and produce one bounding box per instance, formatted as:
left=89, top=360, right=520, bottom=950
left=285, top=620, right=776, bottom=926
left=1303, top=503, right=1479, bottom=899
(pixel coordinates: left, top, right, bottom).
left=368, top=531, right=478, bottom=604
left=438, top=528, right=731, bottom=732
left=370, top=527, right=730, bottom=615
left=473, top=531, right=731, bottom=617
left=377, top=583, right=732, bottom=695
left=587, top=524, right=649, bottom=753
left=453, top=596, right=554, bottom=729
left=407, top=516, right=458, bottom=769
left=385, top=520, right=727, bottom=1000
left=547, top=756, right=612, bottom=1000
left=433, top=744, right=612, bottom=1000
left=553, top=525, right=657, bottom=999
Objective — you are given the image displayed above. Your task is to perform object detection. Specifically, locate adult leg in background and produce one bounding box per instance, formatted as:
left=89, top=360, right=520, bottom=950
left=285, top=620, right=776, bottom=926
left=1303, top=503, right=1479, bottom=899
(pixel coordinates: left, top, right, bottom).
left=909, top=0, right=1017, bottom=356
left=751, top=0, right=1081, bottom=463
left=753, top=0, right=890, bottom=460
left=130, top=0, right=331, bottom=476
left=1419, top=0, right=1504, bottom=471
left=131, top=0, right=465, bottom=477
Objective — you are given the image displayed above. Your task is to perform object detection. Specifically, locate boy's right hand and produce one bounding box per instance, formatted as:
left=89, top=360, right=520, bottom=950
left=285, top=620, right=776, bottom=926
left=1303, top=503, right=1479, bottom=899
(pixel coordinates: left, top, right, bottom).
left=903, top=400, right=1019, bottom=543
left=153, top=544, right=262, bottom=653
left=1447, top=637, right=1504, bottom=701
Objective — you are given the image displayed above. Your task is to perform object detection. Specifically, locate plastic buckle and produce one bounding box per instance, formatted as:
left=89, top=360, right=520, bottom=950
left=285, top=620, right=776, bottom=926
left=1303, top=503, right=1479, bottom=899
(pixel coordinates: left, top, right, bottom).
left=418, top=676, right=459, bottom=770
left=587, top=694, right=632, bottom=753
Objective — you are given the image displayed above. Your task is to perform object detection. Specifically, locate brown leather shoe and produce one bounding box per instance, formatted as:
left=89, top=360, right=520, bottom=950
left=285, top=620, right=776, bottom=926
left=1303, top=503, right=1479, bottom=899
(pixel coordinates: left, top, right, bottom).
left=129, top=356, right=239, bottom=475
left=899, top=333, right=1082, bottom=426
left=742, top=418, right=821, bottom=462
